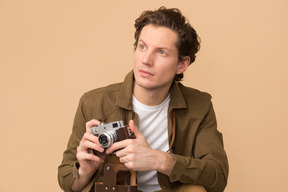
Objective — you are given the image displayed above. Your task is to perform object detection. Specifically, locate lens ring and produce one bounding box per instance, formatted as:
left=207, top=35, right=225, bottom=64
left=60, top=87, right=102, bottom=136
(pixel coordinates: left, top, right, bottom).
left=98, top=131, right=117, bottom=148
left=98, top=134, right=110, bottom=148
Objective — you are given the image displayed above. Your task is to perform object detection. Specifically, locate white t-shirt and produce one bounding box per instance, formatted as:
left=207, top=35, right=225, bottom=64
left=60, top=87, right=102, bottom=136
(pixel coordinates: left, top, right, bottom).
left=132, top=95, right=170, bottom=192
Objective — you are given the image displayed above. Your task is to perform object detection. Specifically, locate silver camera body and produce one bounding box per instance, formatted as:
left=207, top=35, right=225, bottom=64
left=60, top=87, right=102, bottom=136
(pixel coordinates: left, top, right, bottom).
left=91, top=120, right=132, bottom=148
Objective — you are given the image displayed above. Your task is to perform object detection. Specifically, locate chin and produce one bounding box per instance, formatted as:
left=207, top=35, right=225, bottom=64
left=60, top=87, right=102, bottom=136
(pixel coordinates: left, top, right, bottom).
left=135, top=79, right=152, bottom=89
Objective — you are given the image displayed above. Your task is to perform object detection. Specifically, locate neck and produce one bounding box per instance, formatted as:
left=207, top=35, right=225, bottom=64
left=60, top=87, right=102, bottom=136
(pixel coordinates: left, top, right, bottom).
left=133, top=84, right=171, bottom=106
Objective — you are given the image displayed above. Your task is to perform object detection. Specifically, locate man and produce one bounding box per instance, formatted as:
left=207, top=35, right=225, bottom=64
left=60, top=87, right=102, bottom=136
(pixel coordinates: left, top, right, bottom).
left=58, top=7, right=229, bottom=192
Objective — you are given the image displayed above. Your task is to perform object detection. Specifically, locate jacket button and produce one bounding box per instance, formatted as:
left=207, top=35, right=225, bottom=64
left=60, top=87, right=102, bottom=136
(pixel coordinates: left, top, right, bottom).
left=163, top=185, right=167, bottom=188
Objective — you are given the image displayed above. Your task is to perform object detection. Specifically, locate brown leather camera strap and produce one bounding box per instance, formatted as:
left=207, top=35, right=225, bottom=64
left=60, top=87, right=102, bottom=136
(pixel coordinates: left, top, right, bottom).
left=167, top=110, right=176, bottom=152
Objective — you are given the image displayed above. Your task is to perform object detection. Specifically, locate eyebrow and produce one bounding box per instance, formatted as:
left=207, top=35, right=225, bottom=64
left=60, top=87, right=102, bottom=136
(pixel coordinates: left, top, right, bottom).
left=138, top=39, right=172, bottom=51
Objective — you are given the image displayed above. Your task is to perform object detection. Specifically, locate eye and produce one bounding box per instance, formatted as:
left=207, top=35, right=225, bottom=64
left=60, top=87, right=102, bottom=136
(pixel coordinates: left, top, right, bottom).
left=139, top=44, right=146, bottom=50
left=157, top=50, right=167, bottom=56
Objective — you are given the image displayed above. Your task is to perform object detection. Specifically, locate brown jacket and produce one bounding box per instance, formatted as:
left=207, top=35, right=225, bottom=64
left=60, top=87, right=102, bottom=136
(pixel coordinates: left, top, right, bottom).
left=58, top=71, right=229, bottom=192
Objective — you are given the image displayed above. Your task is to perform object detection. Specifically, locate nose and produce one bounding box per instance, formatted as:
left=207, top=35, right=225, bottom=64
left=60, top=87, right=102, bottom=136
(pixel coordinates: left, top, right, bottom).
left=142, top=50, right=154, bottom=66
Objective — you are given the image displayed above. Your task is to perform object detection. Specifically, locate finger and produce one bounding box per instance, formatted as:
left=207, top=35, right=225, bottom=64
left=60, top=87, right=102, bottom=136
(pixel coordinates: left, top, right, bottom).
left=119, top=156, right=127, bottom=164
left=105, top=139, right=131, bottom=154
left=77, top=151, right=105, bottom=163
left=79, top=140, right=105, bottom=153
left=86, top=119, right=101, bottom=132
left=79, top=133, right=105, bottom=153
left=82, top=132, right=101, bottom=145
left=129, top=120, right=143, bottom=139
left=115, top=147, right=129, bottom=158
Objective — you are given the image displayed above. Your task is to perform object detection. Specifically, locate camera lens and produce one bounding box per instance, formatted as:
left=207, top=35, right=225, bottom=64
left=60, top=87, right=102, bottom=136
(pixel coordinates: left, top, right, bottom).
left=98, top=131, right=117, bottom=148
left=98, top=134, right=109, bottom=147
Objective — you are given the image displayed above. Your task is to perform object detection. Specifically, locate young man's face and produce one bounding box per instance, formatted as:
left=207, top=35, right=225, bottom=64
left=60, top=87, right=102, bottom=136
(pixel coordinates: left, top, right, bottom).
left=133, top=24, right=188, bottom=93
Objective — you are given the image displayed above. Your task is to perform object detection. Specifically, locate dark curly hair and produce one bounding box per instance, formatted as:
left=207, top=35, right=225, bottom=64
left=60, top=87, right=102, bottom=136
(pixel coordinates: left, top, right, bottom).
left=134, top=6, right=201, bottom=81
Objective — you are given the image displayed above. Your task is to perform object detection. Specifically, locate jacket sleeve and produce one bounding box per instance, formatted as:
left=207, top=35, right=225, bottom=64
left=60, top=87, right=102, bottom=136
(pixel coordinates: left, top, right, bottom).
left=57, top=95, right=88, bottom=192
left=168, top=102, right=229, bottom=192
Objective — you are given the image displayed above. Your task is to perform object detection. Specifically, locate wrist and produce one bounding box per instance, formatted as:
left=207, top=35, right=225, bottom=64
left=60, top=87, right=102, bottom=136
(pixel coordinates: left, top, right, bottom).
left=71, top=165, right=95, bottom=192
left=156, top=151, right=176, bottom=175
left=78, top=166, right=95, bottom=179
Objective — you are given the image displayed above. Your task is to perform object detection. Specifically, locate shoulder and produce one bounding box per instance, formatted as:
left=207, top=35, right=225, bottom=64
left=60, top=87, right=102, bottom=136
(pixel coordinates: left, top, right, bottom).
left=79, top=82, right=123, bottom=110
left=83, top=82, right=123, bottom=99
left=175, top=83, right=213, bottom=116
left=75, top=82, right=124, bottom=120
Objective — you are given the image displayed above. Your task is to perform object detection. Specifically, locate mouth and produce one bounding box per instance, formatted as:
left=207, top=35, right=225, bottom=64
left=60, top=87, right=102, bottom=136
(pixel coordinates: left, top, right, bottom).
left=139, top=69, right=154, bottom=77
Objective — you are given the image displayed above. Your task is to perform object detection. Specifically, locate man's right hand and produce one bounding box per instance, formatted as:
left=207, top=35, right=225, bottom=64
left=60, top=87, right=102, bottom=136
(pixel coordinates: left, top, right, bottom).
left=71, top=119, right=106, bottom=192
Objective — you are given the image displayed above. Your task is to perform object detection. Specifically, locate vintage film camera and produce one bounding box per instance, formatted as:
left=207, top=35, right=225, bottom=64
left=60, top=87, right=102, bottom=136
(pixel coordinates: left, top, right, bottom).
left=91, top=120, right=134, bottom=148
left=91, top=120, right=137, bottom=192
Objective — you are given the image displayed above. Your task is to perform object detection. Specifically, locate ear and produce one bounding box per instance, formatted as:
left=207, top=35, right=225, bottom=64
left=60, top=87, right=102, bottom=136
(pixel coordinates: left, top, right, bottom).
left=176, top=56, right=190, bottom=74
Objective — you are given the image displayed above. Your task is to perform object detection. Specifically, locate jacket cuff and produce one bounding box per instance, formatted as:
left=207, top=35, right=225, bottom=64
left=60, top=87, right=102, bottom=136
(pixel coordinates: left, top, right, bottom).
left=58, top=162, right=79, bottom=192
left=72, top=161, right=80, bottom=179
left=168, top=153, right=187, bottom=182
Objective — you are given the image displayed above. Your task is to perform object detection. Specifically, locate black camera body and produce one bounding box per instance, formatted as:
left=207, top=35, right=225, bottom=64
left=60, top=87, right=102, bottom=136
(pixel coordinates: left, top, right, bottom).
left=91, top=120, right=134, bottom=148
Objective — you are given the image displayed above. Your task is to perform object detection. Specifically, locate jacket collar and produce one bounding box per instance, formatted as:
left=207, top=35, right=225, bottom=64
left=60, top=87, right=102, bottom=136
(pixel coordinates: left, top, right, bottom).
left=169, top=81, right=187, bottom=110
left=115, top=71, right=187, bottom=110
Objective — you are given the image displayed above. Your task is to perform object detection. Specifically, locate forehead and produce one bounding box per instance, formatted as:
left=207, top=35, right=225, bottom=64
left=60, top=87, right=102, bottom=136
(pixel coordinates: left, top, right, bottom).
left=139, top=24, right=178, bottom=50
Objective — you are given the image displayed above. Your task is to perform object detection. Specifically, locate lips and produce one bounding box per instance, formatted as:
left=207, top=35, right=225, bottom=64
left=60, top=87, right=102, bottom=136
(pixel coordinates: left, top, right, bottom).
left=139, top=69, right=154, bottom=77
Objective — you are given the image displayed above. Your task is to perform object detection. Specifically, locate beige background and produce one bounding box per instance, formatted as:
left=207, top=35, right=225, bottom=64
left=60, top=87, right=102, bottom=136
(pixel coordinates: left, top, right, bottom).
left=0, top=0, right=287, bottom=191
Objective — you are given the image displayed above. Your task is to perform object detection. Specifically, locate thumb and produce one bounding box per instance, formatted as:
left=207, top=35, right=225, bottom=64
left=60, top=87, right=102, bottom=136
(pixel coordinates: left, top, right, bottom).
left=129, top=120, right=142, bottom=139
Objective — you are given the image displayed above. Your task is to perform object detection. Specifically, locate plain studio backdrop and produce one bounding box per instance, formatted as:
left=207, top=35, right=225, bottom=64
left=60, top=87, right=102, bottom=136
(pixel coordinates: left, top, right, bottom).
left=0, top=1, right=287, bottom=191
